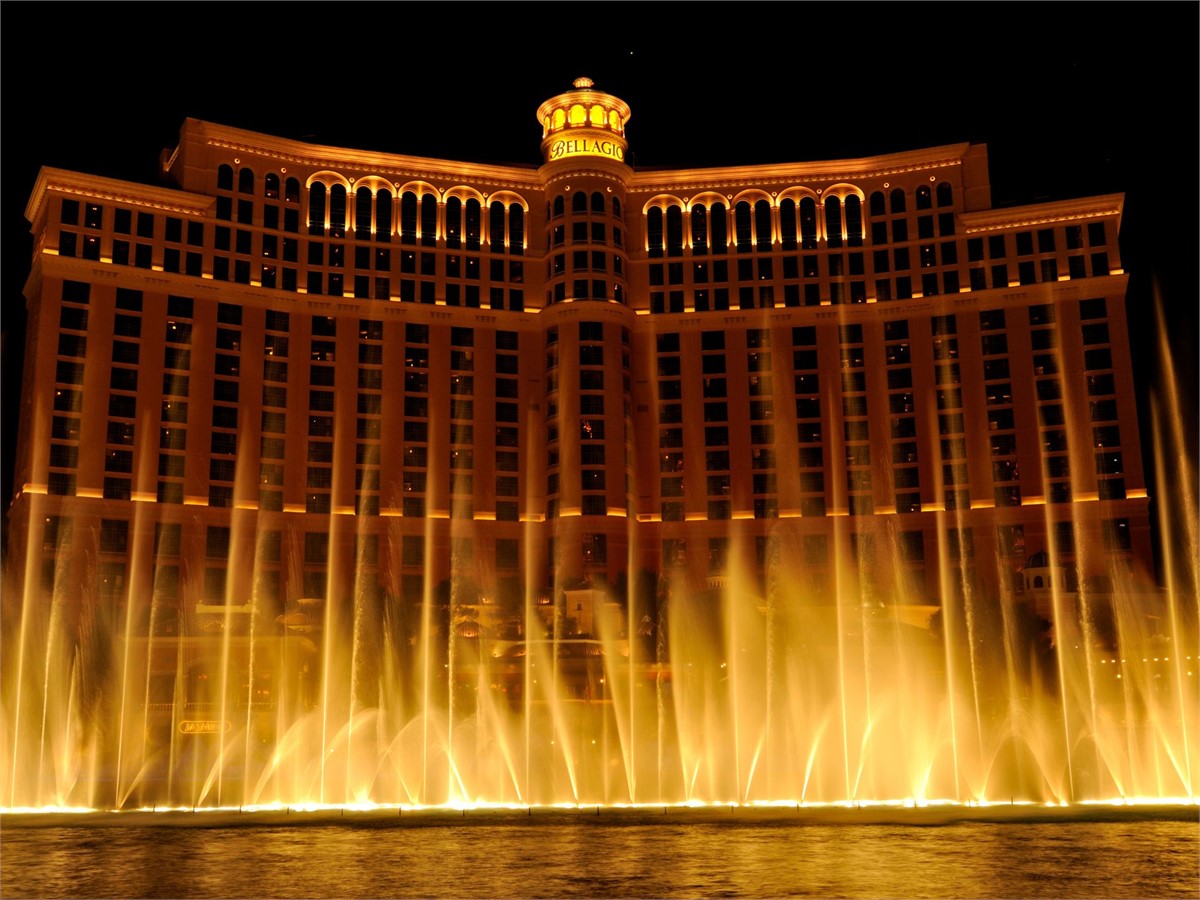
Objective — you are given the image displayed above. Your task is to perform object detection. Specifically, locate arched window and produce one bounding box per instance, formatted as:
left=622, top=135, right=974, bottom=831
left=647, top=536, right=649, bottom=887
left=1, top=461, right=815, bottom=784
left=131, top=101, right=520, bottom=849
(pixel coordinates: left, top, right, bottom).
left=591, top=192, right=605, bottom=213
left=553, top=195, right=565, bottom=218
left=420, top=194, right=437, bottom=247
left=400, top=192, right=418, bottom=244
left=465, top=199, right=481, bottom=251
left=916, top=185, right=932, bottom=210
left=799, top=198, right=818, bottom=249
left=692, top=206, right=709, bottom=254
left=612, top=197, right=621, bottom=217
left=509, top=204, right=524, bottom=255
left=734, top=201, right=753, bottom=253
left=1034, top=575, right=1044, bottom=589
left=445, top=197, right=462, bottom=248
left=238, top=168, right=254, bottom=194
left=376, top=190, right=392, bottom=241
left=710, top=203, right=728, bottom=254
left=824, top=196, right=843, bottom=248
left=308, top=183, right=326, bottom=235
left=490, top=201, right=506, bottom=250
left=356, top=187, right=373, bottom=240
left=936, top=183, right=954, bottom=207
left=890, top=188, right=906, bottom=214
left=666, top=206, right=684, bottom=257
left=869, top=191, right=886, bottom=217
left=217, top=165, right=234, bottom=190
left=754, top=200, right=772, bottom=251
left=646, top=207, right=664, bottom=258
left=844, top=196, right=863, bottom=247
left=779, top=200, right=797, bottom=250
left=329, top=185, right=347, bottom=238
left=265, top=173, right=280, bottom=200
left=285, top=178, right=300, bottom=203
left=572, top=191, right=587, bottom=213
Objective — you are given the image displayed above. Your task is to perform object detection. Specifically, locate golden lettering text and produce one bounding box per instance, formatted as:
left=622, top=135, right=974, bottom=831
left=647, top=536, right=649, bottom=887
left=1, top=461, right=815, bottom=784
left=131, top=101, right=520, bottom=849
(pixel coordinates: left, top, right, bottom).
left=548, top=138, right=625, bottom=162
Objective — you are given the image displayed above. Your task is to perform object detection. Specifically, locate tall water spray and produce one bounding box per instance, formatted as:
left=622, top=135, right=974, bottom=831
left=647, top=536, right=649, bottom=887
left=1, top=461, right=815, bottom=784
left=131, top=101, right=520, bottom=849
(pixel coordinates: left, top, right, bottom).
left=2, top=324, right=1196, bottom=812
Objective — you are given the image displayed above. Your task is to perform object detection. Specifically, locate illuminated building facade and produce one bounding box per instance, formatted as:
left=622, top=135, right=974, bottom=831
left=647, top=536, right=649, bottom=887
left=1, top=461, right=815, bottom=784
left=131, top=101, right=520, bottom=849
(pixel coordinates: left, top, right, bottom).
left=8, top=77, right=1150, bottom=618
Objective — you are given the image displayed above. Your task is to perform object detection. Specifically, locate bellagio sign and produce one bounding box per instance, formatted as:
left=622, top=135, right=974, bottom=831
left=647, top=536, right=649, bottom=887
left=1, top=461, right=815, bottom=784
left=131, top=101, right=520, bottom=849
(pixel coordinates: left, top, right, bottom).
left=547, top=137, right=626, bottom=162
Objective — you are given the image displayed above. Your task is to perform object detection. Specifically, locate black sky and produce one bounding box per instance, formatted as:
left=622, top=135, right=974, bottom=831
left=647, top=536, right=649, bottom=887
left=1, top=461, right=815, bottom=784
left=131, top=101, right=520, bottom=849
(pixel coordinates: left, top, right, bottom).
left=3, top=3, right=1197, bottom=553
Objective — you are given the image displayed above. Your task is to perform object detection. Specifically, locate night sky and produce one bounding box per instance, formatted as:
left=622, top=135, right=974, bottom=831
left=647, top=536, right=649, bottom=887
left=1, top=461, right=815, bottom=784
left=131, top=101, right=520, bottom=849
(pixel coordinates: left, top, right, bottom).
left=3, top=4, right=1196, bottom=557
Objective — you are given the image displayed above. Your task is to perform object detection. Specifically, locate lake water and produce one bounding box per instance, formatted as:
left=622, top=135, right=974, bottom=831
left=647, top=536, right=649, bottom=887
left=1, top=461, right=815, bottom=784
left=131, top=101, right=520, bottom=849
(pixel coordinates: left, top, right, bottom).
left=2, top=806, right=1196, bottom=898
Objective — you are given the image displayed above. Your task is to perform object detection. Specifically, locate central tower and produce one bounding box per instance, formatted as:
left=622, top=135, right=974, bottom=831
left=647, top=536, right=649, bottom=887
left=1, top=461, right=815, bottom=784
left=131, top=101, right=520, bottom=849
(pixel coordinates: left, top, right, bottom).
left=536, top=78, right=637, bottom=583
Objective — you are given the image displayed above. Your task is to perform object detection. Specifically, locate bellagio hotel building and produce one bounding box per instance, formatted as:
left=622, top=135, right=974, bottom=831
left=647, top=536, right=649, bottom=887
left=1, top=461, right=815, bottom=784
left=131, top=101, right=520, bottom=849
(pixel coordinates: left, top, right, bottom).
left=8, top=78, right=1150, bottom=616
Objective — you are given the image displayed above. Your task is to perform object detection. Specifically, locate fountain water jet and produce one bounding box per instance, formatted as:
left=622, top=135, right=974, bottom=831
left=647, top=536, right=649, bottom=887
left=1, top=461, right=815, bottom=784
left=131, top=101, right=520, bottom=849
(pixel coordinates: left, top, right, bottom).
left=2, top=316, right=1197, bottom=814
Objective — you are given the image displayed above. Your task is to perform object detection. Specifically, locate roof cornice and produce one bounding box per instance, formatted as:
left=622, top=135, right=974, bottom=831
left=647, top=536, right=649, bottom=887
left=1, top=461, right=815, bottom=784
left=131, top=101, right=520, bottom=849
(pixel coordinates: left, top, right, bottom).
left=626, top=144, right=975, bottom=193
left=186, top=119, right=544, bottom=191
left=25, top=167, right=213, bottom=225
left=962, top=194, right=1125, bottom=232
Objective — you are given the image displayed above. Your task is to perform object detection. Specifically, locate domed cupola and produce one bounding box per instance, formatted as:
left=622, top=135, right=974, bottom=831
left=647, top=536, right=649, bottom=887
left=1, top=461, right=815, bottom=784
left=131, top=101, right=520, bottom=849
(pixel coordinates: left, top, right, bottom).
left=537, top=77, right=632, bottom=167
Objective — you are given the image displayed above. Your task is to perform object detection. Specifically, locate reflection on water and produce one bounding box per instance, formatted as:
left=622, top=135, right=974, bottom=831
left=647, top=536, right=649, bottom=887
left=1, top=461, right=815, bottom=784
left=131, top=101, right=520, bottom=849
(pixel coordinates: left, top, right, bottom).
left=2, top=812, right=1197, bottom=899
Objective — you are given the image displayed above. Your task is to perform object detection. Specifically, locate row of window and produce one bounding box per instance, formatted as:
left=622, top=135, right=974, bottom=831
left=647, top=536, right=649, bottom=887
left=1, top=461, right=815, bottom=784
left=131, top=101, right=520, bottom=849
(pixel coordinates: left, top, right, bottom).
left=645, top=254, right=1109, bottom=312
left=658, top=518, right=1133, bottom=576
left=50, top=514, right=1134, bottom=595
left=40, top=511, right=1130, bottom=606
left=60, top=186, right=1108, bottom=268
left=214, top=167, right=528, bottom=251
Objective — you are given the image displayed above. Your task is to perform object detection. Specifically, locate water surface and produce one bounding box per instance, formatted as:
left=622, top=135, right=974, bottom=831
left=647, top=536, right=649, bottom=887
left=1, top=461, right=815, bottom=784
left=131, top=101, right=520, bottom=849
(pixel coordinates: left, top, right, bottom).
left=3, top=808, right=1196, bottom=898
